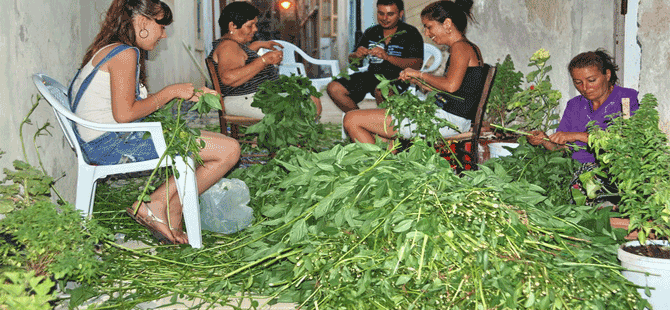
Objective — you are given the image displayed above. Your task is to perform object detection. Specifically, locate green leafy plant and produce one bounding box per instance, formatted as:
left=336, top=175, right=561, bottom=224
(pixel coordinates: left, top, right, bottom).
left=487, top=55, right=523, bottom=127
left=0, top=271, right=56, bottom=310
left=0, top=159, right=111, bottom=285
left=78, top=141, right=647, bottom=309
left=246, top=75, right=323, bottom=153
left=376, top=75, right=457, bottom=145
left=508, top=48, right=562, bottom=132
left=589, top=94, right=670, bottom=244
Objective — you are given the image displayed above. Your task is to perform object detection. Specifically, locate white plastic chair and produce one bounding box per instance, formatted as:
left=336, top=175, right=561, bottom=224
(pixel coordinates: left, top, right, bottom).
left=272, top=40, right=341, bottom=92
left=421, top=43, right=443, bottom=73
left=32, top=73, right=203, bottom=248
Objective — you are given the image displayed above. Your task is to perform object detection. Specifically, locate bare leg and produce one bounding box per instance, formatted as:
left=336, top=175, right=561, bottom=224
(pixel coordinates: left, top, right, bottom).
left=343, top=108, right=397, bottom=145
left=327, top=81, right=359, bottom=112
left=311, top=95, right=322, bottom=118
left=133, top=131, right=240, bottom=244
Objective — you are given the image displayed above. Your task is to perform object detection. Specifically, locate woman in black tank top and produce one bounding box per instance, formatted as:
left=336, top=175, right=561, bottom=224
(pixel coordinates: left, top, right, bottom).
left=344, top=0, right=484, bottom=145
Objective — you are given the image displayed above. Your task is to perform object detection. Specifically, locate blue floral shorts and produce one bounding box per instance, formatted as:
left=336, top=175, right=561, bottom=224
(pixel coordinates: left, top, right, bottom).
left=81, top=131, right=159, bottom=165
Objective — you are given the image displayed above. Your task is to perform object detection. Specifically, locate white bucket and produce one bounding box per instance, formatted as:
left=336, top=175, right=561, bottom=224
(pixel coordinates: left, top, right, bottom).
left=488, top=142, right=519, bottom=158
left=619, top=240, right=670, bottom=309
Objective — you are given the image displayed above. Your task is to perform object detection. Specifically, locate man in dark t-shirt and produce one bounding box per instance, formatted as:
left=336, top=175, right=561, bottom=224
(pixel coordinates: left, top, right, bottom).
left=327, top=0, right=423, bottom=112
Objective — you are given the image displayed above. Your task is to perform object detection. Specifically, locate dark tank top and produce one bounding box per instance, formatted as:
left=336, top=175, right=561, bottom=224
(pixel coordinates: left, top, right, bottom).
left=439, top=41, right=487, bottom=121
left=208, top=38, right=279, bottom=96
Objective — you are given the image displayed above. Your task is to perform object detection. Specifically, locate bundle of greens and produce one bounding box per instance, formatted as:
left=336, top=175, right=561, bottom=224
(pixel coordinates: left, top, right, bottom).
left=247, top=75, right=323, bottom=152
left=83, top=141, right=645, bottom=309
left=376, top=75, right=457, bottom=144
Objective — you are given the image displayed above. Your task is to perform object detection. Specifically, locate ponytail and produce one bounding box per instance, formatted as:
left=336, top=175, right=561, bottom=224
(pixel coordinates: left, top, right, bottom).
left=421, top=0, right=475, bottom=34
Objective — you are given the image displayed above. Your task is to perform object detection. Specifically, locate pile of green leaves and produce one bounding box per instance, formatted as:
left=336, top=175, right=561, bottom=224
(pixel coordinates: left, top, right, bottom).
left=376, top=76, right=456, bottom=144
left=485, top=137, right=579, bottom=206
left=247, top=75, right=323, bottom=152
left=0, top=271, right=55, bottom=310
left=589, top=93, right=670, bottom=243
left=487, top=55, right=524, bottom=127
left=508, top=49, right=562, bottom=132
left=79, top=141, right=645, bottom=309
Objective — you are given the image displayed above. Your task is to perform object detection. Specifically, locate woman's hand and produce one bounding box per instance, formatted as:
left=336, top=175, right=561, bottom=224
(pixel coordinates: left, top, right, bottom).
left=260, top=50, right=283, bottom=65
left=398, top=68, right=421, bottom=82
left=527, top=130, right=549, bottom=146
left=548, top=131, right=588, bottom=145
left=188, top=87, right=217, bottom=102
left=166, top=83, right=196, bottom=101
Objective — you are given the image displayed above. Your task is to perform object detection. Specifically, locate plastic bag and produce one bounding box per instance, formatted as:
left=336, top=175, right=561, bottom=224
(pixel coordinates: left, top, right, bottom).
left=199, top=178, right=254, bottom=234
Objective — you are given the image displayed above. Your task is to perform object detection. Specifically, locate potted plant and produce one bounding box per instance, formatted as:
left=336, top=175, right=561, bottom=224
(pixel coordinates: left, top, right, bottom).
left=488, top=49, right=562, bottom=158
left=588, top=94, right=670, bottom=308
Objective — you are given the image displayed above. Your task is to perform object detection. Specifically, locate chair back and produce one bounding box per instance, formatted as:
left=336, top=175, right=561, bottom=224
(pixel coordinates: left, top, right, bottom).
left=422, top=43, right=443, bottom=73
left=32, top=74, right=85, bottom=161
left=469, top=64, right=497, bottom=168
left=472, top=65, right=497, bottom=142
left=205, top=57, right=230, bottom=135
left=273, top=40, right=340, bottom=87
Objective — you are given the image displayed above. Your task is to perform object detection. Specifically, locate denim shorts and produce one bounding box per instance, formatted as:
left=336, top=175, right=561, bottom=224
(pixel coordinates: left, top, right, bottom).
left=81, top=131, right=159, bottom=165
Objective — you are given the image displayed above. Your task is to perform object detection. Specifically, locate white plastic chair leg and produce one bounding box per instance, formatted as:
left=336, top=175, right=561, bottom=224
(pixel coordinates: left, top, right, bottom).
left=341, top=113, right=348, bottom=140
left=173, top=156, right=202, bottom=248
left=76, top=166, right=98, bottom=218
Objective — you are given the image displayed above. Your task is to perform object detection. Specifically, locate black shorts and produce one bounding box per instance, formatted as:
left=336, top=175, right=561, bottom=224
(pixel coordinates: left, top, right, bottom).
left=333, top=71, right=410, bottom=104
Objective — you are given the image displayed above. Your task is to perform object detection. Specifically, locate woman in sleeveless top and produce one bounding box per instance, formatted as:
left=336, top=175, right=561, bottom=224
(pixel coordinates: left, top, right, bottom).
left=344, top=0, right=483, bottom=145
left=72, top=0, right=240, bottom=244
left=210, top=2, right=321, bottom=119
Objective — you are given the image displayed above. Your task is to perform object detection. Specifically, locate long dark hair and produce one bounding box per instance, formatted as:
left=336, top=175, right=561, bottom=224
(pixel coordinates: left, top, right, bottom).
left=568, top=49, right=619, bottom=86
left=218, top=2, right=260, bottom=35
left=81, top=0, right=173, bottom=82
left=421, top=0, right=475, bottom=34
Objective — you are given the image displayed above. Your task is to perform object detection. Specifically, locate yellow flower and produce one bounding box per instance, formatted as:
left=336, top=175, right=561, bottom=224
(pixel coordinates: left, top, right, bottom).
left=530, top=48, right=550, bottom=66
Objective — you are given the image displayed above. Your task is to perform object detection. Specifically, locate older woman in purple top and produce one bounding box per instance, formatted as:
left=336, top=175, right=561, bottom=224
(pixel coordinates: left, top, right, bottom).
left=529, top=49, right=639, bottom=204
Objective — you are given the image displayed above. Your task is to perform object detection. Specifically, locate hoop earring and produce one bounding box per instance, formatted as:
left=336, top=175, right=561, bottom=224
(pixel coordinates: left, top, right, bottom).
left=139, top=29, right=149, bottom=39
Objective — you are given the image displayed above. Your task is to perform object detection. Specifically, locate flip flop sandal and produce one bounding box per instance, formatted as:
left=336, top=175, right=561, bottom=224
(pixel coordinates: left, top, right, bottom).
left=126, top=204, right=174, bottom=245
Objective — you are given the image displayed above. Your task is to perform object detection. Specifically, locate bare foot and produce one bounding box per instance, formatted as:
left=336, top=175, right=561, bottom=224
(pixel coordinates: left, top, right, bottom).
left=128, top=201, right=183, bottom=244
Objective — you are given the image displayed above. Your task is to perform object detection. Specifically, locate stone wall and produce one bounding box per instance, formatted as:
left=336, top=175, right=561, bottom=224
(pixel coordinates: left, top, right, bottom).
left=404, top=0, right=616, bottom=116
left=638, top=0, right=670, bottom=129
left=1, top=0, right=82, bottom=202
left=0, top=0, right=207, bottom=204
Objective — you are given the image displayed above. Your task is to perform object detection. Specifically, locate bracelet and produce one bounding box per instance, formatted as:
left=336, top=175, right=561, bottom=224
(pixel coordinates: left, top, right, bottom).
left=261, top=56, right=266, bottom=64
left=420, top=72, right=424, bottom=80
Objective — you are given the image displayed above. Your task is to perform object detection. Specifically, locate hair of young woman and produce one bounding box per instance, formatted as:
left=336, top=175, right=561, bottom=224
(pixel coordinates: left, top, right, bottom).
left=420, top=0, right=475, bottom=34
left=568, top=49, right=619, bottom=86
left=218, top=2, right=260, bottom=35
left=377, top=0, right=404, bottom=12
left=81, top=0, right=173, bottom=70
